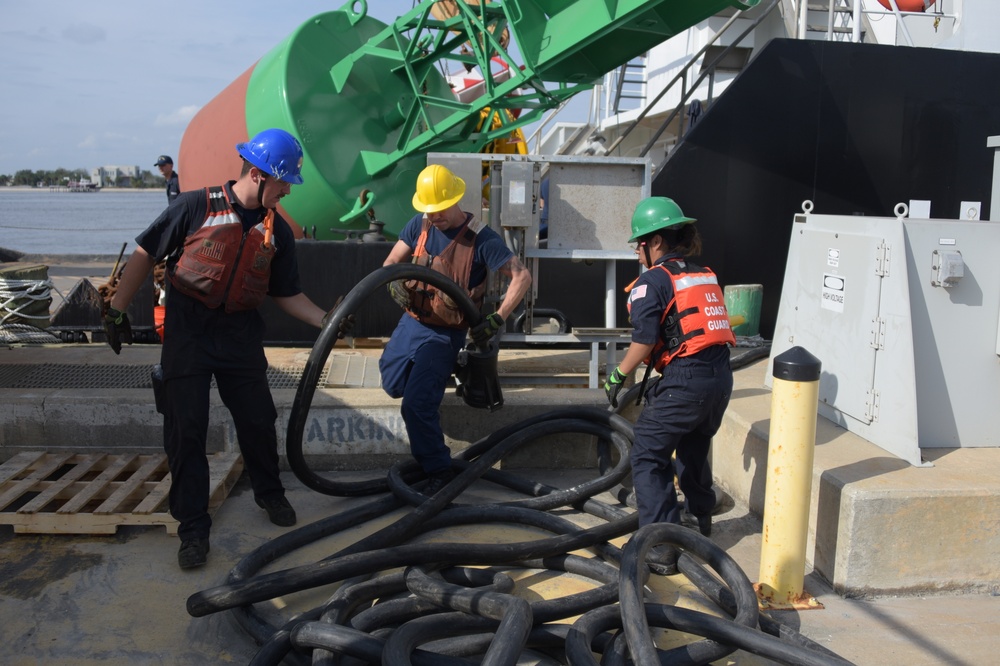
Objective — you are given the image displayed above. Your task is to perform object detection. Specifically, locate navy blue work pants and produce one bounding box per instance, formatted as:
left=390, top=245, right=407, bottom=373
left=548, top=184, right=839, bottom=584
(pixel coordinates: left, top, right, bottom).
left=630, top=358, right=733, bottom=528
left=159, top=296, right=283, bottom=541
left=379, top=314, right=466, bottom=475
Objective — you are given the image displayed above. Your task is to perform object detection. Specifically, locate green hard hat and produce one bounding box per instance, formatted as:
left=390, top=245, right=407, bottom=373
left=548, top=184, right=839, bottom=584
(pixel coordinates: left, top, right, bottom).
left=629, top=196, right=696, bottom=243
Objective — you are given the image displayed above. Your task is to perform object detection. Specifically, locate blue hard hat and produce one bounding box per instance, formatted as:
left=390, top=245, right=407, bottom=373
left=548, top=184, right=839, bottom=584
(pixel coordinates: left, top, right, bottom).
left=236, top=129, right=304, bottom=185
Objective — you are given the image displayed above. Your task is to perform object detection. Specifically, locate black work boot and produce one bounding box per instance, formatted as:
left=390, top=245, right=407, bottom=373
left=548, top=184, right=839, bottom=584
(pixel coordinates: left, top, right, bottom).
left=255, top=494, right=297, bottom=527
left=681, top=507, right=712, bottom=537
left=646, top=544, right=679, bottom=576
left=422, top=469, right=456, bottom=498
left=178, top=537, right=210, bottom=570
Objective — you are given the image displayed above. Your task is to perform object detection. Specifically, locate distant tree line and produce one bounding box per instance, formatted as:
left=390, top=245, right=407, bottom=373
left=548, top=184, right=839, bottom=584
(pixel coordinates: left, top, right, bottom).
left=0, top=168, right=164, bottom=188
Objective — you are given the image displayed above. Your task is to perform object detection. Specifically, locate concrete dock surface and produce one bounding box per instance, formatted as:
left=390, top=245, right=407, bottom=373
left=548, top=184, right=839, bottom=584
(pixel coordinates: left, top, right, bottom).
left=1, top=256, right=999, bottom=664
left=1, top=464, right=998, bottom=665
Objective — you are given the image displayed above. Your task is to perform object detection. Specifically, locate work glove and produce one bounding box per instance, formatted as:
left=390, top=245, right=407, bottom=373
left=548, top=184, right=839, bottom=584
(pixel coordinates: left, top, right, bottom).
left=387, top=280, right=411, bottom=310
left=103, top=306, right=133, bottom=355
left=604, top=366, right=627, bottom=408
left=337, top=314, right=356, bottom=339
left=321, top=309, right=356, bottom=339
left=471, top=312, right=504, bottom=345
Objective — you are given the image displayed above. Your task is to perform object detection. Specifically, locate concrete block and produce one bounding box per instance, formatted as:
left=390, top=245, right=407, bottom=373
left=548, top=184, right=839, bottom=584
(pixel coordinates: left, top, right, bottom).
left=267, top=386, right=610, bottom=471
left=712, top=358, right=1000, bottom=597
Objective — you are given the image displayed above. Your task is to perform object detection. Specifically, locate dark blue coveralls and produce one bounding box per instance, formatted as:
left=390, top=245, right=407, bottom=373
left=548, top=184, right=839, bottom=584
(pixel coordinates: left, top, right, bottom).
left=627, top=254, right=733, bottom=528
left=379, top=212, right=514, bottom=476
left=136, top=181, right=303, bottom=541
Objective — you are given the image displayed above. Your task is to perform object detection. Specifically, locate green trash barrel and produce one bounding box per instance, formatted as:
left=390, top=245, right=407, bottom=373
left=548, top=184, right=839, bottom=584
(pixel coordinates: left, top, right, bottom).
left=724, top=284, right=762, bottom=337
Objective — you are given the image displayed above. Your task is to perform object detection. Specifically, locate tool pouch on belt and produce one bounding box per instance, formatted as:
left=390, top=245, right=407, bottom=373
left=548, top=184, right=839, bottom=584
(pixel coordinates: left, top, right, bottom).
left=150, top=364, right=166, bottom=415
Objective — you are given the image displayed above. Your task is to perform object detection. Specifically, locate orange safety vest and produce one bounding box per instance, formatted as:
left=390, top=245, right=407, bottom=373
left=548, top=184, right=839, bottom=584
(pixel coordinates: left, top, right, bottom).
left=404, top=214, right=485, bottom=328
left=626, top=259, right=735, bottom=370
left=168, top=186, right=275, bottom=313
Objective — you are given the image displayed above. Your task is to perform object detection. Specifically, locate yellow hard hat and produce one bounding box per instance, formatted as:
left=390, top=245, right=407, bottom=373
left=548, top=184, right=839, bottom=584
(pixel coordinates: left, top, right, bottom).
left=412, top=164, right=466, bottom=213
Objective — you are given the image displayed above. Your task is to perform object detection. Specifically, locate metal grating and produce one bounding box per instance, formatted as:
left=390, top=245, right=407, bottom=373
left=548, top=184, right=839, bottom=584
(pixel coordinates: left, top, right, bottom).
left=0, top=365, right=35, bottom=387
left=0, top=364, right=156, bottom=389
left=0, top=363, right=327, bottom=390
left=266, top=365, right=329, bottom=390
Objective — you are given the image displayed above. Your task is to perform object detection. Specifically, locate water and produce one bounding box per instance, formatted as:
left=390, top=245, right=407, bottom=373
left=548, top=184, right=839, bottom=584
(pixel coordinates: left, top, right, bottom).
left=0, top=189, right=169, bottom=256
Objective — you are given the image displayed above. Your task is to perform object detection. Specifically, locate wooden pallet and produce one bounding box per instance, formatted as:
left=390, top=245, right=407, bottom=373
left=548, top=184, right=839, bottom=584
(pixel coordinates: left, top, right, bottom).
left=0, top=451, right=243, bottom=535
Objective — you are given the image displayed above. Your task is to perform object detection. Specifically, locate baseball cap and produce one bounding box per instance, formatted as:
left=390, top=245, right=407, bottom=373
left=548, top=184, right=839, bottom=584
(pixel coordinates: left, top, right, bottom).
left=154, top=155, right=173, bottom=166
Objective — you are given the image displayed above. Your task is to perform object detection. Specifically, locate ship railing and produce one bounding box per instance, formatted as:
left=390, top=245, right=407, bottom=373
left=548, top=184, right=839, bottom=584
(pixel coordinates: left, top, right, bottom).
left=605, top=0, right=780, bottom=163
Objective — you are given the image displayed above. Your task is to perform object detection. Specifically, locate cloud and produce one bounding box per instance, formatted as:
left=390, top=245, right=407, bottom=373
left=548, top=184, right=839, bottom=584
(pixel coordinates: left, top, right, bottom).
left=154, top=106, right=201, bottom=127
left=61, top=23, right=106, bottom=45
left=0, top=1, right=479, bottom=174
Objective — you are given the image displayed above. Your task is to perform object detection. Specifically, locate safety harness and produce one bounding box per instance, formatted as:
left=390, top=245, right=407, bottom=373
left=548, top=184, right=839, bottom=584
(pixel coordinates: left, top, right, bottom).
left=404, top=213, right=485, bottom=328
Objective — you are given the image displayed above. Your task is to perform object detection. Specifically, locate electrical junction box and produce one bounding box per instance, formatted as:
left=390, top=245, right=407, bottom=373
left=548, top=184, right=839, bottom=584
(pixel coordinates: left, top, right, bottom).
left=499, top=161, right=538, bottom=229
left=766, top=207, right=1000, bottom=466
left=931, top=249, right=964, bottom=287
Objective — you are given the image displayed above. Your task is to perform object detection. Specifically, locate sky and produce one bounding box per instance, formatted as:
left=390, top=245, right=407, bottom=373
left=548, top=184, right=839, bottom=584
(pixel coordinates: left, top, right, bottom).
left=0, top=0, right=589, bottom=177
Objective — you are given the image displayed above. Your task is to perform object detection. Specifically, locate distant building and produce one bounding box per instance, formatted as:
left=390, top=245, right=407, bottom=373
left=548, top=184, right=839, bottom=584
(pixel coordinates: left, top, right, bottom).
left=90, top=165, right=141, bottom=188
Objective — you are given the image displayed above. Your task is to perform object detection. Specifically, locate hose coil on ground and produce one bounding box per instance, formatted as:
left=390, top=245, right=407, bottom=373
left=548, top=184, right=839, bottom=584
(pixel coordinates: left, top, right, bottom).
left=189, top=266, right=851, bottom=665
left=285, top=263, right=486, bottom=496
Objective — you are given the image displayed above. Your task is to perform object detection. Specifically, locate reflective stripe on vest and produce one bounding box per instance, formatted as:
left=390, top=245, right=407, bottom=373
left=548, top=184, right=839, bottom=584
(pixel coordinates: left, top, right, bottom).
left=167, top=186, right=275, bottom=312
left=626, top=260, right=735, bottom=370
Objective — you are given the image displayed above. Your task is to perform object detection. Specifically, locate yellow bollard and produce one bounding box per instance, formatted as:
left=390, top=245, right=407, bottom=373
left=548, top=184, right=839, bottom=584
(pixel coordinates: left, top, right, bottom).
left=756, top=346, right=824, bottom=611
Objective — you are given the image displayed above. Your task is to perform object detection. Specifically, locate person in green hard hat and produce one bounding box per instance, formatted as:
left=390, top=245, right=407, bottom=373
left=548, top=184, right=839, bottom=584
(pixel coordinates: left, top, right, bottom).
left=604, top=196, right=735, bottom=575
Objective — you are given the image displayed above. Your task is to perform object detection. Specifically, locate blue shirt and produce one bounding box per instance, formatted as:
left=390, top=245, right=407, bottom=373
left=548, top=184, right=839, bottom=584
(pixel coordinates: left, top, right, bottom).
left=165, top=172, right=180, bottom=203
left=628, top=255, right=681, bottom=346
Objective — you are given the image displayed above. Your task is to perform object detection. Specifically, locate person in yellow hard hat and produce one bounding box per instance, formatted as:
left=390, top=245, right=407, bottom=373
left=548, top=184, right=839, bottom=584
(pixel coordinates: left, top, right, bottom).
left=379, top=164, right=532, bottom=497
left=604, top=196, right=735, bottom=575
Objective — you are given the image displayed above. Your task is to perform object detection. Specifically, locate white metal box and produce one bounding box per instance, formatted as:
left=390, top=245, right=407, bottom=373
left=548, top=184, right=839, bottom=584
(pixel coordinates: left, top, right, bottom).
left=767, top=207, right=1000, bottom=466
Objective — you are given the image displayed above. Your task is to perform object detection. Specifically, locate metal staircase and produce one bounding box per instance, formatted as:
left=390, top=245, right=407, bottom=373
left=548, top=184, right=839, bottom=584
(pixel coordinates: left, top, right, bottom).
left=787, top=0, right=871, bottom=43
left=807, top=0, right=861, bottom=41
left=604, top=0, right=780, bottom=161
left=611, top=55, right=648, bottom=114
left=531, top=0, right=959, bottom=161
left=787, top=0, right=956, bottom=47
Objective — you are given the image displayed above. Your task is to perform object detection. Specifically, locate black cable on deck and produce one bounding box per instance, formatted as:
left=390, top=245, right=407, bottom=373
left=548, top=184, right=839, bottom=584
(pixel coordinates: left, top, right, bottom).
left=189, top=264, right=849, bottom=665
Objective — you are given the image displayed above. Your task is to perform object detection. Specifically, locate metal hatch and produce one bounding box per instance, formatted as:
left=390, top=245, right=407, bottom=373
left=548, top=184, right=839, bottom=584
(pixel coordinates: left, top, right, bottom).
left=767, top=204, right=926, bottom=467
left=769, top=212, right=884, bottom=425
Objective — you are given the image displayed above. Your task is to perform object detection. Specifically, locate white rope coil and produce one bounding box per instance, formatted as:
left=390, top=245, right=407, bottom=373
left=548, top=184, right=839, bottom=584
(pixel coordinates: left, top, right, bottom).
left=0, top=278, right=53, bottom=324
left=0, top=322, right=61, bottom=344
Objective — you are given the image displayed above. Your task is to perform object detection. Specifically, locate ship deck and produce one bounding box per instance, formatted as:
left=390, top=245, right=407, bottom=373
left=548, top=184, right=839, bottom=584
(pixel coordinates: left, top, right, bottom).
left=0, top=256, right=998, bottom=664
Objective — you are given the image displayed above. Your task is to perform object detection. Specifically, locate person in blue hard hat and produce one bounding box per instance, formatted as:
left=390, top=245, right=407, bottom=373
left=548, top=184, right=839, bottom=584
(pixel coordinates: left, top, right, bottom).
left=380, top=164, right=532, bottom=497
left=104, top=128, right=350, bottom=570
left=154, top=155, right=180, bottom=203
left=605, top=196, right=735, bottom=575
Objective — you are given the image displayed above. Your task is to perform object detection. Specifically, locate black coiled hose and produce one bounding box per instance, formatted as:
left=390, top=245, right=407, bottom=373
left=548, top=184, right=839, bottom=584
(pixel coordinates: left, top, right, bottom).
left=186, top=265, right=855, bottom=665
left=285, top=263, right=486, bottom=496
